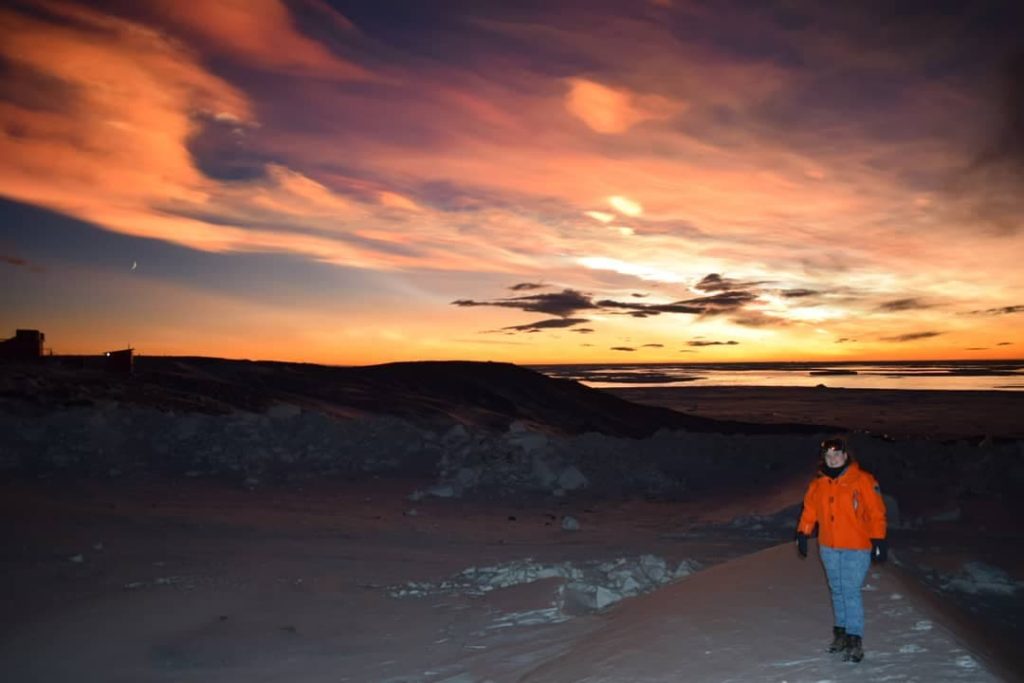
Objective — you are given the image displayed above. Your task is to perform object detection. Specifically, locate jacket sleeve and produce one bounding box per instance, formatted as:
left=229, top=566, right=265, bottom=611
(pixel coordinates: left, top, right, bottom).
left=797, top=480, right=818, bottom=535
left=863, top=475, right=887, bottom=539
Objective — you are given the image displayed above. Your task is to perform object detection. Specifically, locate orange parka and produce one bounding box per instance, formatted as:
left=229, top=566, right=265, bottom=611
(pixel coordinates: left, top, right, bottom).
left=797, top=461, right=886, bottom=551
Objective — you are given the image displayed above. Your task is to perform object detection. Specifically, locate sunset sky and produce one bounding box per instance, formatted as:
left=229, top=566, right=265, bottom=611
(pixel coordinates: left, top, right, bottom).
left=1, top=0, right=1022, bottom=364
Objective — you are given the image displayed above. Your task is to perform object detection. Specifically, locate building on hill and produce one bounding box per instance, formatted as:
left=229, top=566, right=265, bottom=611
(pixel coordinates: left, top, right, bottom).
left=105, top=348, right=134, bottom=374
left=0, top=329, right=45, bottom=360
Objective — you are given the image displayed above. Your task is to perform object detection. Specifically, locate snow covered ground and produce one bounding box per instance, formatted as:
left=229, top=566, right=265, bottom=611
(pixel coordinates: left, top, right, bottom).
left=517, top=540, right=1000, bottom=683
left=0, top=479, right=1013, bottom=682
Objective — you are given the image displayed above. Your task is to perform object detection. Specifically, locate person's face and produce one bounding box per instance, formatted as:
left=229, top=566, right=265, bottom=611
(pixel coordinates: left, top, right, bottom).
left=824, top=448, right=848, bottom=468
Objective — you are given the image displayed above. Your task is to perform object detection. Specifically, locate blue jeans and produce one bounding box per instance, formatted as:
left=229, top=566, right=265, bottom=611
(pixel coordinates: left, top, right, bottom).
left=819, top=545, right=871, bottom=637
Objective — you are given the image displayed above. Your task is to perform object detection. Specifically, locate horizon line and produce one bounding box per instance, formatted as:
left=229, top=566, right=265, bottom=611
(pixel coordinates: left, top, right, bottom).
left=29, top=353, right=1024, bottom=368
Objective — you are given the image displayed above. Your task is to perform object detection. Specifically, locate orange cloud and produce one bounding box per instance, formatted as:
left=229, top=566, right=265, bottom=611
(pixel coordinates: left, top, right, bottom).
left=565, top=78, right=683, bottom=133
left=146, top=0, right=373, bottom=80
left=0, top=3, right=476, bottom=272
left=0, top=3, right=250, bottom=242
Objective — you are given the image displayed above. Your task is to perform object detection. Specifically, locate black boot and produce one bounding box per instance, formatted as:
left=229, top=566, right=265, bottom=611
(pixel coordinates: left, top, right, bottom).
left=827, top=626, right=847, bottom=653
left=843, top=635, right=864, bottom=663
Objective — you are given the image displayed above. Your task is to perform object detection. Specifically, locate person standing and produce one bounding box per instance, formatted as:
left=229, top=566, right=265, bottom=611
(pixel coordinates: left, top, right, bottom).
left=796, top=436, right=887, bottom=663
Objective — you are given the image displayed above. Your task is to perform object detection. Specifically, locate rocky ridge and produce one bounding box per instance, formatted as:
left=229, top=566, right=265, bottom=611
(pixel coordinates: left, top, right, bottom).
left=2, top=359, right=1023, bottom=514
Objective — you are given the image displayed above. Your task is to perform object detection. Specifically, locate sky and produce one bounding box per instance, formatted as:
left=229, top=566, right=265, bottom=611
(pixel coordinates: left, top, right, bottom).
left=1, top=0, right=1023, bottom=365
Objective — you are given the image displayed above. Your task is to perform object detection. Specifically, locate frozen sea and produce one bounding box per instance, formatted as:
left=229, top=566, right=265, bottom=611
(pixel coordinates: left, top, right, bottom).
left=532, top=360, right=1024, bottom=391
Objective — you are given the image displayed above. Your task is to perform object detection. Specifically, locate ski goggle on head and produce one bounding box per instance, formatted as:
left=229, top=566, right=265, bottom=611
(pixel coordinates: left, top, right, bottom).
left=819, top=437, right=848, bottom=456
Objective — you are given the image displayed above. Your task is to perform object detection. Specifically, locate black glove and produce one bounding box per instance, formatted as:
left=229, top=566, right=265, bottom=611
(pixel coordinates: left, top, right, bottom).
left=871, top=538, right=888, bottom=563
left=796, top=532, right=808, bottom=558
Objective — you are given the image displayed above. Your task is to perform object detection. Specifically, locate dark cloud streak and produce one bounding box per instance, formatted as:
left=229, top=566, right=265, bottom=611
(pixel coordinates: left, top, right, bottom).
left=877, top=298, right=932, bottom=312
left=694, top=273, right=767, bottom=293
left=687, top=340, right=739, bottom=347
left=879, top=331, right=943, bottom=342
left=453, top=288, right=596, bottom=316
left=597, top=289, right=760, bottom=318
left=731, top=312, right=786, bottom=327
left=694, top=273, right=734, bottom=292
left=500, top=317, right=590, bottom=332
left=454, top=284, right=764, bottom=321
left=967, top=304, right=1024, bottom=315
left=2, top=253, right=44, bottom=272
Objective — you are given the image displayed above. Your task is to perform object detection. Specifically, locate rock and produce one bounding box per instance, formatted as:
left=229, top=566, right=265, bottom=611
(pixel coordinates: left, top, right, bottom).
left=508, top=429, right=549, bottom=453
left=674, top=559, right=699, bottom=578
left=531, top=453, right=558, bottom=488
left=561, top=515, right=580, bottom=531
left=266, top=403, right=301, bottom=419
left=591, top=585, right=622, bottom=609
left=639, top=554, right=667, bottom=582
left=557, top=465, right=588, bottom=491
left=442, top=424, right=469, bottom=444
left=565, top=583, right=622, bottom=610
left=619, top=576, right=641, bottom=593
left=454, top=466, right=480, bottom=487
left=507, top=420, right=529, bottom=434
left=173, top=415, right=202, bottom=439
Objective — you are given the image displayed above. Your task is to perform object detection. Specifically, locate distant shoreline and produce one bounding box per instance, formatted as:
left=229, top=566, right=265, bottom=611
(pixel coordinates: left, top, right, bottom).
left=533, top=358, right=1024, bottom=367
left=532, top=359, right=1024, bottom=393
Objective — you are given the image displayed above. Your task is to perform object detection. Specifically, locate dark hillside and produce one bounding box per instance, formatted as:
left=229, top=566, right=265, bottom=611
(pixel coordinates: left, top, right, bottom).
left=2, top=357, right=827, bottom=437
